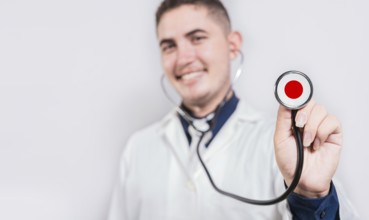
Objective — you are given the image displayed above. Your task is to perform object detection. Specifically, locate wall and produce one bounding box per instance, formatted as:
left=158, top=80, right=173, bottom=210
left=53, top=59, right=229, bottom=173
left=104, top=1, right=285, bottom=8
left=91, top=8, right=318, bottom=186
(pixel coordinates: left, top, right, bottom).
left=0, top=0, right=367, bottom=219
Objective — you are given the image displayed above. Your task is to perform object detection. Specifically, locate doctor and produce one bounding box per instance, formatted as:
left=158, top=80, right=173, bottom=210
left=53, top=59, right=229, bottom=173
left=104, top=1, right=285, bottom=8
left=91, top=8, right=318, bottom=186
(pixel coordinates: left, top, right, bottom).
left=108, top=0, right=358, bottom=219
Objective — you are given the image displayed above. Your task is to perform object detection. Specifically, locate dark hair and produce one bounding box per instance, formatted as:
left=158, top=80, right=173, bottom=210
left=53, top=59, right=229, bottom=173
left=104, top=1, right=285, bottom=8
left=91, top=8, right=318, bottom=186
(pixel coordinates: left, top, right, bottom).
left=156, top=0, right=231, bottom=31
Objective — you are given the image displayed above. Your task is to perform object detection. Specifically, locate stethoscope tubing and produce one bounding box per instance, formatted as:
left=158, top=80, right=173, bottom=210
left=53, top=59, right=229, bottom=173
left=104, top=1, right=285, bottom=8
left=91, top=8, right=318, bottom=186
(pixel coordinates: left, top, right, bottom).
left=195, top=110, right=304, bottom=205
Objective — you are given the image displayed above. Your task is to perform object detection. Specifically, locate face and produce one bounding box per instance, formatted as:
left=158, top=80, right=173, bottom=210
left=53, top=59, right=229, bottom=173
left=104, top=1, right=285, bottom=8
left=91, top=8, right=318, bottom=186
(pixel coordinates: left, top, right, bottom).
left=157, top=5, right=240, bottom=111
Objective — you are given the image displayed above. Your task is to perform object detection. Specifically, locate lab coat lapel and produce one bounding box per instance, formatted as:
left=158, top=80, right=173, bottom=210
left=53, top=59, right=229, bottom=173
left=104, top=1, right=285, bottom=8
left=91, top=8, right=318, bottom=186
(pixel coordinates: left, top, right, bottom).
left=192, top=117, right=237, bottom=178
left=160, top=110, right=193, bottom=178
left=193, top=101, right=264, bottom=177
left=160, top=102, right=263, bottom=180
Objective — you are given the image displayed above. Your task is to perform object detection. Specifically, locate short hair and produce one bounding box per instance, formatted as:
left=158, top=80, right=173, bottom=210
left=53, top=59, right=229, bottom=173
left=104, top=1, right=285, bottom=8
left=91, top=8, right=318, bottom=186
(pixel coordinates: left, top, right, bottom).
left=155, top=0, right=231, bottom=32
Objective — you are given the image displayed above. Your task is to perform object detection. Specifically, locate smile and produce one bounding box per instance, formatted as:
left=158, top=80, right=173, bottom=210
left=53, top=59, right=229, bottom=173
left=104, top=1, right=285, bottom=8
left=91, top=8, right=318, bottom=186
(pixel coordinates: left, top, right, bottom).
left=176, top=68, right=207, bottom=81
left=180, top=71, right=204, bottom=80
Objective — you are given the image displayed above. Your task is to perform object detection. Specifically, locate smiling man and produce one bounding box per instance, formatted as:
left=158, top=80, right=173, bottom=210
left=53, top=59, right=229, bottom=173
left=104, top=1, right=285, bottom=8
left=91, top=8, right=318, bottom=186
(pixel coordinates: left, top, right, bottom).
left=108, top=0, right=358, bottom=219
left=157, top=2, right=239, bottom=116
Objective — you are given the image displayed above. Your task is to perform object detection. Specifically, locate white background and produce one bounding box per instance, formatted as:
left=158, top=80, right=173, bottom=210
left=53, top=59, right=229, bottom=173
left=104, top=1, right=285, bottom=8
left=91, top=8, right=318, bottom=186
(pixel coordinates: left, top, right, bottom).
left=0, top=0, right=367, bottom=219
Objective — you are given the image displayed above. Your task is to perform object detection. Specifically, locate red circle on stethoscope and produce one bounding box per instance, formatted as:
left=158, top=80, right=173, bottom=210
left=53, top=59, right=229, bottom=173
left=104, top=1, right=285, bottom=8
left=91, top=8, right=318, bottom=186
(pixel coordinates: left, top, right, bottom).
left=275, top=71, right=313, bottom=110
left=284, top=80, right=303, bottom=99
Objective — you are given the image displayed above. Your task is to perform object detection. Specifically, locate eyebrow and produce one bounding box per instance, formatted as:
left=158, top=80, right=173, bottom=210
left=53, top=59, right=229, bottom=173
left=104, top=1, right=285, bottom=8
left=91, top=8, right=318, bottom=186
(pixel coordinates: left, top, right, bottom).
left=159, top=29, right=208, bottom=47
left=185, top=29, right=207, bottom=38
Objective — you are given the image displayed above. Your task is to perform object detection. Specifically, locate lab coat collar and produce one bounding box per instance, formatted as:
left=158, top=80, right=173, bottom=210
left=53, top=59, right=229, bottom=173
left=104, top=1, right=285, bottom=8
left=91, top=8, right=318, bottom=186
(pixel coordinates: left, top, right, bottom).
left=159, top=100, right=263, bottom=132
left=179, top=94, right=240, bottom=147
left=158, top=100, right=264, bottom=177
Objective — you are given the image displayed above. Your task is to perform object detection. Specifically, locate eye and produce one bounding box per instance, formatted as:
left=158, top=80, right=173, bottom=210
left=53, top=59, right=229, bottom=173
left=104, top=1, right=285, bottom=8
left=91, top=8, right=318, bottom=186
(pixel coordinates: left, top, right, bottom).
left=161, top=42, right=176, bottom=53
left=191, top=35, right=206, bottom=44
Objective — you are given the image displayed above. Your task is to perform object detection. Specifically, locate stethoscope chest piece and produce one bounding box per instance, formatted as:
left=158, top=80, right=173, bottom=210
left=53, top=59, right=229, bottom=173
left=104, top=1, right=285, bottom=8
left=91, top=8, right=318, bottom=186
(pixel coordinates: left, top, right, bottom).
left=275, top=70, right=313, bottom=110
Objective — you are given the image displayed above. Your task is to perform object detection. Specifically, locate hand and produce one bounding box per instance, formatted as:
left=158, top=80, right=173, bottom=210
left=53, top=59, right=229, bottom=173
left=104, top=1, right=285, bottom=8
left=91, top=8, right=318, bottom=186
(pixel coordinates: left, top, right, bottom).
left=274, top=100, right=342, bottom=198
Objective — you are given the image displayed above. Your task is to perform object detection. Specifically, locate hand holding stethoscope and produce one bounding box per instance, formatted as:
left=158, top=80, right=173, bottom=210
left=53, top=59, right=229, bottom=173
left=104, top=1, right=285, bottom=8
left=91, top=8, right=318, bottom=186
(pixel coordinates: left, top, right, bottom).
left=274, top=81, right=342, bottom=199
left=161, top=51, right=343, bottom=204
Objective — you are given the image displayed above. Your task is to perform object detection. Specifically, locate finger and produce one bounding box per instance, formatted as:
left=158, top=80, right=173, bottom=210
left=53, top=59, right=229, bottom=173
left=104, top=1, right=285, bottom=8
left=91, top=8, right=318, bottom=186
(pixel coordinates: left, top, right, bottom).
left=275, top=100, right=315, bottom=141
left=295, top=100, right=316, bottom=128
left=276, top=105, right=292, bottom=134
left=313, top=114, right=342, bottom=150
left=275, top=105, right=293, bottom=147
left=303, top=104, right=328, bottom=147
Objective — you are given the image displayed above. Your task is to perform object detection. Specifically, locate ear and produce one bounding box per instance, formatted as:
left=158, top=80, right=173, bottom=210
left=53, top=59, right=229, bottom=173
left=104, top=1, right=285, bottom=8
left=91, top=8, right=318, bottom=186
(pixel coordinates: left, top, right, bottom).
left=227, top=31, right=243, bottom=60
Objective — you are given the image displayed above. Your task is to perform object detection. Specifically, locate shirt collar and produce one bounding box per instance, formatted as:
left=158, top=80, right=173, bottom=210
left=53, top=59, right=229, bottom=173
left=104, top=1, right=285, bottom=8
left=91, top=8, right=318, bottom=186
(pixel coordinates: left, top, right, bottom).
left=178, top=93, right=239, bottom=147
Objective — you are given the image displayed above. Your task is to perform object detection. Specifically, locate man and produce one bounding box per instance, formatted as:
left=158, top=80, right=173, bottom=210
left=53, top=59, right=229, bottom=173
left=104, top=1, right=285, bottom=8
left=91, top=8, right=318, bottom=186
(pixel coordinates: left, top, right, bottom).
left=108, top=0, right=358, bottom=219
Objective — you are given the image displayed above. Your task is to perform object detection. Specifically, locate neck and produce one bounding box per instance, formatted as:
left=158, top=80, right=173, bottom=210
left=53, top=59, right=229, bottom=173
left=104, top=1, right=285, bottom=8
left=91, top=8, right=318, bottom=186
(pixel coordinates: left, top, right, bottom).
left=183, top=89, right=233, bottom=118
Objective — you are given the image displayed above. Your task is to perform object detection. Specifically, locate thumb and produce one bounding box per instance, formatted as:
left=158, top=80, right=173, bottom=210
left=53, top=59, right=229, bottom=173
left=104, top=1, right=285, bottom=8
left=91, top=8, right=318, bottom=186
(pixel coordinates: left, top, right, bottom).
left=275, top=105, right=294, bottom=144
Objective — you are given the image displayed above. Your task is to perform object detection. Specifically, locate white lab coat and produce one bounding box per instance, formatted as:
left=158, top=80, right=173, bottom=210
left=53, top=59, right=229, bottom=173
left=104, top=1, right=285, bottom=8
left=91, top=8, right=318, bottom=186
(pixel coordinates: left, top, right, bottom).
left=108, top=101, right=359, bottom=220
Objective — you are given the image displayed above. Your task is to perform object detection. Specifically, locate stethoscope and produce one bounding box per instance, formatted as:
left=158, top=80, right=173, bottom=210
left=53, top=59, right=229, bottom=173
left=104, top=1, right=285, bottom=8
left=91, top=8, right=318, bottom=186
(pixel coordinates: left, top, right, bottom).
left=161, top=51, right=313, bottom=205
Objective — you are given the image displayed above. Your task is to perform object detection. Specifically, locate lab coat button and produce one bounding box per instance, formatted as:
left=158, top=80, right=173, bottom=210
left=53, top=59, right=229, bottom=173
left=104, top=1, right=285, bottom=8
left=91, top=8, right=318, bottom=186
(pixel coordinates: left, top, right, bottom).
left=186, top=181, right=196, bottom=191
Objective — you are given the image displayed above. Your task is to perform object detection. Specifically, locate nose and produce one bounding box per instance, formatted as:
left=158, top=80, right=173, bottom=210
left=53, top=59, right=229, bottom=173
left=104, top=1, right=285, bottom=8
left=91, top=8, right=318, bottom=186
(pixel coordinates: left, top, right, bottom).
left=176, top=41, right=196, bottom=68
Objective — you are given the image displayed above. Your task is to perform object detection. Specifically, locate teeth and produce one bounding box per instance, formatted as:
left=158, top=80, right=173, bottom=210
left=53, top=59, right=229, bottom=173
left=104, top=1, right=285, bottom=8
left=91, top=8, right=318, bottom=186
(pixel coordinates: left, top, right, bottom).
left=181, top=71, right=203, bottom=80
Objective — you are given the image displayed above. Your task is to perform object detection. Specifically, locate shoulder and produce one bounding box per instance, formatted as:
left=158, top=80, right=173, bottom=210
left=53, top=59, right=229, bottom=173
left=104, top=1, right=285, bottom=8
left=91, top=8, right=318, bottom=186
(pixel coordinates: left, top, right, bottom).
left=123, top=109, right=177, bottom=154
left=120, top=109, right=180, bottom=171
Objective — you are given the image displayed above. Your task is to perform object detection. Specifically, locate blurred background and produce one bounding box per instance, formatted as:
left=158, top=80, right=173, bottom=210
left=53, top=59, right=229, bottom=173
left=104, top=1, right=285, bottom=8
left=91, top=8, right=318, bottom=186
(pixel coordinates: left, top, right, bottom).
left=0, top=0, right=367, bottom=219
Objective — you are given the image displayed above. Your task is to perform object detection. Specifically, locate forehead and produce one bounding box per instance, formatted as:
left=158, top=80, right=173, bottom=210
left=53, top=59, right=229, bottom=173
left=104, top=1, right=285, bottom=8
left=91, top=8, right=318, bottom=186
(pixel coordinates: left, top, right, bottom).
left=157, top=4, right=224, bottom=39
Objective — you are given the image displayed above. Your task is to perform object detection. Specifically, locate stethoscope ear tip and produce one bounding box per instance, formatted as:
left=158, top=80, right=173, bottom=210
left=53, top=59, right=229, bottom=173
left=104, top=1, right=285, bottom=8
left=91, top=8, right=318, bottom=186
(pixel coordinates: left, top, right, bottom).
left=275, top=70, right=313, bottom=110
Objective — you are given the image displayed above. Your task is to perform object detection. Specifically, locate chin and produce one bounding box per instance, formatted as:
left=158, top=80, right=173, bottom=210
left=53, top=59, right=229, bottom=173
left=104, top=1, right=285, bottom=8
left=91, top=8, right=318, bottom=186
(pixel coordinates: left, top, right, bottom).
left=183, top=92, right=209, bottom=106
